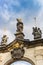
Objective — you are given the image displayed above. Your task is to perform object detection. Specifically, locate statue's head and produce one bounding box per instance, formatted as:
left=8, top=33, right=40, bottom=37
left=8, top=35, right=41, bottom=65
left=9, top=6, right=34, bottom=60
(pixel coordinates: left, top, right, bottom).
left=16, top=18, right=22, bottom=22
left=3, top=35, right=7, bottom=38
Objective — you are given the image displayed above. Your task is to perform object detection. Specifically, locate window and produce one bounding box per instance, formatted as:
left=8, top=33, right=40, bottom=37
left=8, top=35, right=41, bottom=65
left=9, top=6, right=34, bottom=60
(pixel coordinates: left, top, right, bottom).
left=11, top=61, right=32, bottom=65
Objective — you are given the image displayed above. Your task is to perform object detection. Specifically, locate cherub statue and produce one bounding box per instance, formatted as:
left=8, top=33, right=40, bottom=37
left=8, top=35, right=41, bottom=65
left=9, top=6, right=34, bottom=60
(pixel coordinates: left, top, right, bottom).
left=38, top=28, right=42, bottom=38
left=1, top=35, right=8, bottom=45
left=32, top=27, right=42, bottom=39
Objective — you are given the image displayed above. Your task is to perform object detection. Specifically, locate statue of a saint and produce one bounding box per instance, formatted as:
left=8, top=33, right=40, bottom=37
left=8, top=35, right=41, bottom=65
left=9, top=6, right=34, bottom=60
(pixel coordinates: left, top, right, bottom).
left=16, top=18, right=23, bottom=32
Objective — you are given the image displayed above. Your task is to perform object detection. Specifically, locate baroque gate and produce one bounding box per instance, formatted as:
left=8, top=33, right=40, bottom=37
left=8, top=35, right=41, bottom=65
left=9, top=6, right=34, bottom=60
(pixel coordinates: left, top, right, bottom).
left=0, top=19, right=43, bottom=65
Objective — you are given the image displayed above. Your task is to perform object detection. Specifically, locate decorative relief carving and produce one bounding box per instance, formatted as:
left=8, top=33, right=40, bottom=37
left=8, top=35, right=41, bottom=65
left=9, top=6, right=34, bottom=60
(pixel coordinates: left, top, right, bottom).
left=11, top=47, right=25, bottom=59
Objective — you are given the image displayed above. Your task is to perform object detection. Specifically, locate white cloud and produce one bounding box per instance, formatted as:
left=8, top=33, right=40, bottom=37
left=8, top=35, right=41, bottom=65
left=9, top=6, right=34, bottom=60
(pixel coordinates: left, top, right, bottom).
left=3, top=3, right=8, bottom=9
left=1, top=10, right=10, bottom=21
left=6, top=0, right=20, bottom=7
left=37, top=0, right=43, bottom=6
left=11, top=0, right=20, bottom=6
left=35, top=0, right=43, bottom=27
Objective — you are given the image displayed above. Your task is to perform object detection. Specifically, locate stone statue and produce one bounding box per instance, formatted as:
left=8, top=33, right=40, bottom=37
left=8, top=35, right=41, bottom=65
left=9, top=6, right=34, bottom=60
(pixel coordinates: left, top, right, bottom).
left=15, top=18, right=25, bottom=40
left=16, top=18, right=23, bottom=32
left=32, top=27, right=42, bottom=39
left=38, top=28, right=42, bottom=37
left=1, top=35, right=8, bottom=45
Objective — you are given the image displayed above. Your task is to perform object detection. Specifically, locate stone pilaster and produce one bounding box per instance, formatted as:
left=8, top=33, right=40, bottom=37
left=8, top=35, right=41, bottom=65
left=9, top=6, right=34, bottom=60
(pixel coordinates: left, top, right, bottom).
left=34, top=46, right=43, bottom=65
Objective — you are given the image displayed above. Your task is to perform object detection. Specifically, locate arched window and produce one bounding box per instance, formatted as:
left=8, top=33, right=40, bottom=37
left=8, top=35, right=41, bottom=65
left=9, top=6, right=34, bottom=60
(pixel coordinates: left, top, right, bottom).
left=11, top=61, right=32, bottom=65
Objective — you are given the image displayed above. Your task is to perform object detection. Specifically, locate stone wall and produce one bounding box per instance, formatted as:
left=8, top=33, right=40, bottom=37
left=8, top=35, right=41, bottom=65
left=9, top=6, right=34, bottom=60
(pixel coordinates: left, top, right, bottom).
left=0, top=46, right=43, bottom=65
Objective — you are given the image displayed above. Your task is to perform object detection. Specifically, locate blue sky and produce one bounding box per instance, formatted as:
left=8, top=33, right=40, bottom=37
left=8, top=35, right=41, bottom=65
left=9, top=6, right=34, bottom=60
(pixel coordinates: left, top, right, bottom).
left=0, top=0, right=43, bottom=43
left=11, top=61, right=31, bottom=65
